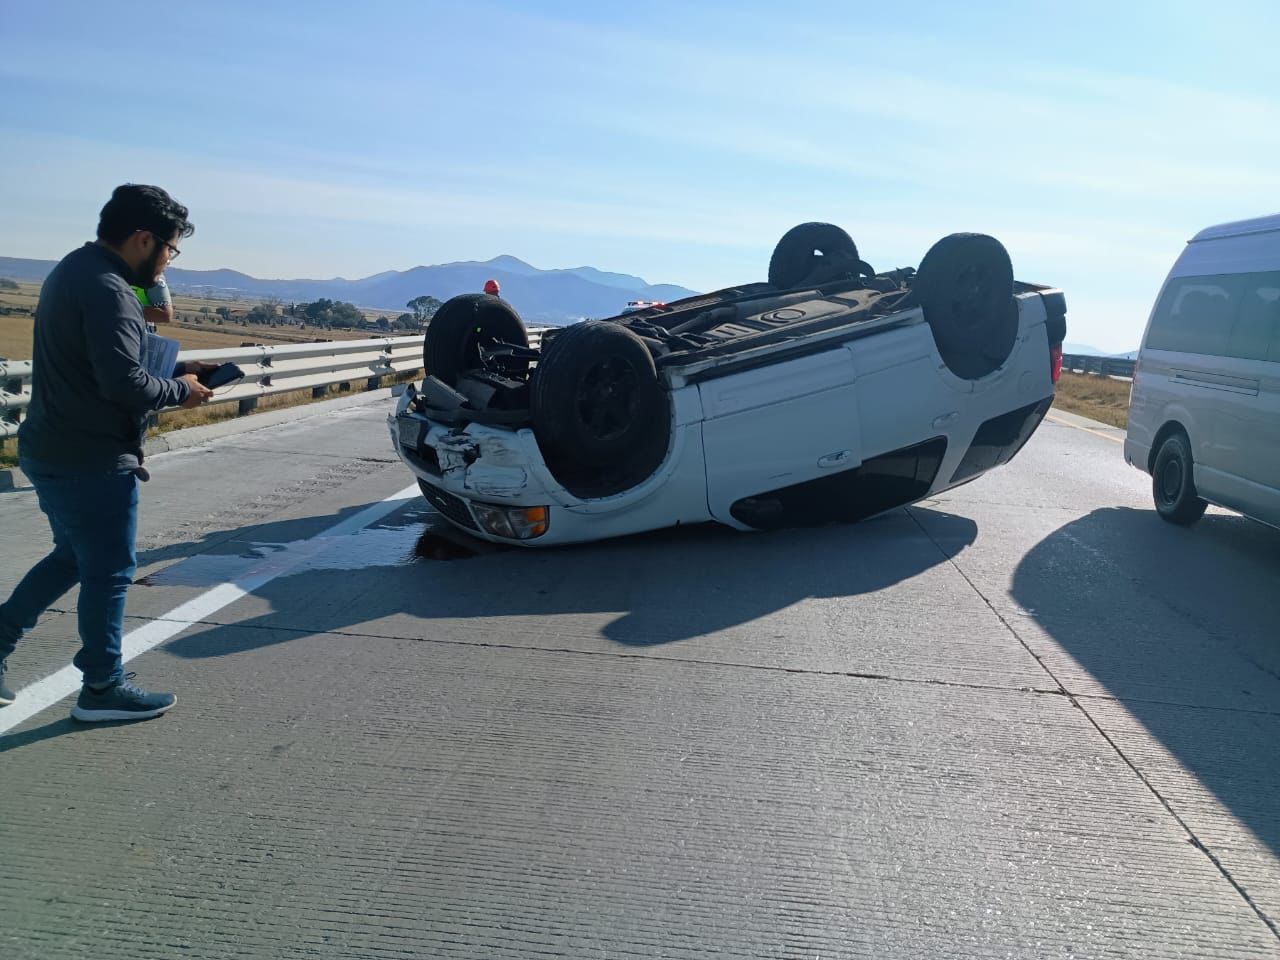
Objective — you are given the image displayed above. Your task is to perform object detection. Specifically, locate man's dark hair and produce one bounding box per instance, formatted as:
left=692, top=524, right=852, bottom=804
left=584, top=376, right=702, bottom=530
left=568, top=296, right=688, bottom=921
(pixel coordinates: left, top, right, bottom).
left=96, top=184, right=194, bottom=246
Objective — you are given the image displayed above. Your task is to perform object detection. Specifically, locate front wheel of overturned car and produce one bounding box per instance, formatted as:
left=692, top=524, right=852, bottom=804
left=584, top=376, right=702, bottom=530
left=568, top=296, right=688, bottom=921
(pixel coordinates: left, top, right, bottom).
left=767, top=222, right=860, bottom=289
left=532, top=321, right=671, bottom=489
left=423, top=293, right=529, bottom=386
left=914, top=233, right=1018, bottom=381
left=1152, top=432, right=1208, bottom=525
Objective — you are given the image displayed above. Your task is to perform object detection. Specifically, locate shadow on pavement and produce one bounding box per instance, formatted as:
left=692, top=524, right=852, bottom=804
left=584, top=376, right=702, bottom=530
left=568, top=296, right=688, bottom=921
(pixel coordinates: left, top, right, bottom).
left=154, top=502, right=977, bottom=655
left=1010, top=505, right=1280, bottom=868
left=0, top=715, right=168, bottom=753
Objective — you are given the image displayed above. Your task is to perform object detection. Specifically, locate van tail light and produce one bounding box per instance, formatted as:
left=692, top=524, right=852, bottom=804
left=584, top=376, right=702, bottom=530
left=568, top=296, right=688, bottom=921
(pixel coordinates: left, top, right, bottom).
left=1050, top=343, right=1063, bottom=384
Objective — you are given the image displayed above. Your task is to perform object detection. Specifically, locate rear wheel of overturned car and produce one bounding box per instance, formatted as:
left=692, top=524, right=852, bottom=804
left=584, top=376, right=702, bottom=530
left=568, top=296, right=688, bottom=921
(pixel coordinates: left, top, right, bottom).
left=768, top=222, right=860, bottom=289
left=423, top=293, right=529, bottom=386
left=914, top=233, right=1018, bottom=381
left=532, top=321, right=671, bottom=488
left=1152, top=431, right=1208, bottom=525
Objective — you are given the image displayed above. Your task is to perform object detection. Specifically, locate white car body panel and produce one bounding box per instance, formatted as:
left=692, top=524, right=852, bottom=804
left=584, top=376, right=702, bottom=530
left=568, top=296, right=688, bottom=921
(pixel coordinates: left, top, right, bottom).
left=392, top=290, right=1060, bottom=546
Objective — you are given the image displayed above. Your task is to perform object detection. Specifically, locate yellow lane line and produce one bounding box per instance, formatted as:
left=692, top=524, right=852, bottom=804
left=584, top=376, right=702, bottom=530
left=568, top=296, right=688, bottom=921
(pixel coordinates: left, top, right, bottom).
left=1045, top=412, right=1125, bottom=444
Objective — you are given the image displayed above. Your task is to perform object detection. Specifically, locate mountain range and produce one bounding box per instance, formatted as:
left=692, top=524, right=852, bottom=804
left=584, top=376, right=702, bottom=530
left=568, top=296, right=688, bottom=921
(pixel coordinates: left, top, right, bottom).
left=0, top=253, right=699, bottom=324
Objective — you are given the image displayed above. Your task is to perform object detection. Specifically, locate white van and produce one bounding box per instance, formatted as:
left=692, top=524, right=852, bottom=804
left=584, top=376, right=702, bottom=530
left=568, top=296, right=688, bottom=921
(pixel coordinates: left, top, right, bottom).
left=1125, top=213, right=1280, bottom=528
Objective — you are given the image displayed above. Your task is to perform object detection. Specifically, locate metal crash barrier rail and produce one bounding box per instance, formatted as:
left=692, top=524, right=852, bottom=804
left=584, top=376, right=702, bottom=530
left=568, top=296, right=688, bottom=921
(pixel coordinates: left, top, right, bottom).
left=1, top=328, right=550, bottom=441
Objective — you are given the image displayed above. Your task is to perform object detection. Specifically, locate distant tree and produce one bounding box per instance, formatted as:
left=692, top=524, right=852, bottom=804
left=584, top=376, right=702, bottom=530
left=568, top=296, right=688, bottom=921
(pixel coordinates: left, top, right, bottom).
left=327, top=301, right=365, bottom=329
left=406, top=295, right=442, bottom=325
left=394, top=313, right=418, bottom=331
left=215, top=306, right=232, bottom=321
left=199, top=305, right=211, bottom=315
left=297, top=298, right=364, bottom=329
left=0, top=278, right=21, bottom=290
left=375, top=315, right=391, bottom=331
left=301, top=298, right=334, bottom=321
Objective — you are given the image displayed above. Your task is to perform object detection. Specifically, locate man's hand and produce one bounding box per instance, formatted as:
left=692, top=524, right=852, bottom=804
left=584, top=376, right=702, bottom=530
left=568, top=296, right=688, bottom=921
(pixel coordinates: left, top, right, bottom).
left=180, top=374, right=214, bottom=409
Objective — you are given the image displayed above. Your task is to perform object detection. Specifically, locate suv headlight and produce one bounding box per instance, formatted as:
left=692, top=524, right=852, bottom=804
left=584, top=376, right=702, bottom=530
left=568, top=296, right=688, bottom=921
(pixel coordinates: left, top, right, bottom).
left=470, top=503, right=549, bottom=540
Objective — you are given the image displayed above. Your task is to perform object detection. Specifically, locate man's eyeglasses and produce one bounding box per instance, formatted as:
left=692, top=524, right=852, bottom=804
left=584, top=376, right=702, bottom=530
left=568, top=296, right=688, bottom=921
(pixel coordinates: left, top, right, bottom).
left=144, top=230, right=181, bottom=259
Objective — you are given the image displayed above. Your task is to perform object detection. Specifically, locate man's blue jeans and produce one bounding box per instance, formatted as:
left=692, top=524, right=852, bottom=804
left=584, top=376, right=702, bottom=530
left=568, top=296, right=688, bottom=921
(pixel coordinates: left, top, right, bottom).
left=0, top=459, right=138, bottom=687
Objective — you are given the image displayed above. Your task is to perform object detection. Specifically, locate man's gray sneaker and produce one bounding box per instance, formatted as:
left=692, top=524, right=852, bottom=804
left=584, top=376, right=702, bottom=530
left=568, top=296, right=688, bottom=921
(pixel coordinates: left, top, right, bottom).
left=0, top=659, right=13, bottom=707
left=70, top=673, right=175, bottom=722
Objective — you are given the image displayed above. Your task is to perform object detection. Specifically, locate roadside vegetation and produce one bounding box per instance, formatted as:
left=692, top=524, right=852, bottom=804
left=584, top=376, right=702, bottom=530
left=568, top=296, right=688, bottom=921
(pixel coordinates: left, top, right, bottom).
left=1052, top=371, right=1131, bottom=428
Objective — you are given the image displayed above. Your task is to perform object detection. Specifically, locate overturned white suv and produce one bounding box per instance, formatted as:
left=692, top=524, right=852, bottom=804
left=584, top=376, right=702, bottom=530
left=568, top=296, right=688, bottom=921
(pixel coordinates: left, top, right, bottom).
left=389, top=224, right=1067, bottom=546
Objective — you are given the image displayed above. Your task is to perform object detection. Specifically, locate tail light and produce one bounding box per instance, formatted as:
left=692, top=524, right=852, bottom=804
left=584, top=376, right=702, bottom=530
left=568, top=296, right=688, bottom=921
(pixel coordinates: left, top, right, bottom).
left=1050, top=344, right=1063, bottom=384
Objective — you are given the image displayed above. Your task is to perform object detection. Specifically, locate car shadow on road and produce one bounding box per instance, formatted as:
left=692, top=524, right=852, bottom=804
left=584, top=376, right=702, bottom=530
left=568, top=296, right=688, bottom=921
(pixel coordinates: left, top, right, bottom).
left=1008, top=505, right=1280, bottom=870
left=154, top=501, right=978, bottom=657
left=1, top=500, right=977, bottom=750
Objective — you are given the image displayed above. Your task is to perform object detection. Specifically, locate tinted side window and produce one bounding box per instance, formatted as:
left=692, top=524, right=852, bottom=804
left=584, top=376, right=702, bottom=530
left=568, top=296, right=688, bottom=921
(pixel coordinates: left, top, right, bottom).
left=1146, top=271, right=1280, bottom=361
left=1236, top=275, right=1280, bottom=362
left=1146, top=276, right=1239, bottom=355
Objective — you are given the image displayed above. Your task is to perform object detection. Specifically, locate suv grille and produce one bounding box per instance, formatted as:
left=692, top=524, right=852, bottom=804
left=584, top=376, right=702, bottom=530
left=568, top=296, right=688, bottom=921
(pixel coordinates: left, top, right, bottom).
left=417, top=480, right=478, bottom=530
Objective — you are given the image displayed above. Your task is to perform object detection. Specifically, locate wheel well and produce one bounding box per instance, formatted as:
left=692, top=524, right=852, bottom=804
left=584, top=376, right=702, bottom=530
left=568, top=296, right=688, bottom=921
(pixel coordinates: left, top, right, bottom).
left=1148, top=420, right=1188, bottom=473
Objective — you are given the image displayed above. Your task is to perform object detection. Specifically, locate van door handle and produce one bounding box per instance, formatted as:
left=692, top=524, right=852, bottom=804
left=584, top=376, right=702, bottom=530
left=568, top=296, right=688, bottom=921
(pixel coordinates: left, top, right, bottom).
left=818, top=450, right=852, bottom=468
left=932, top=411, right=960, bottom=428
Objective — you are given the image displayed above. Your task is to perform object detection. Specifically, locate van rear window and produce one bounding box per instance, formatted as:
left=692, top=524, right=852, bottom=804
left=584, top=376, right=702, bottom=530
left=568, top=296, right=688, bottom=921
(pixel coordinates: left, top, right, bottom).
left=1146, top=270, right=1280, bottom=361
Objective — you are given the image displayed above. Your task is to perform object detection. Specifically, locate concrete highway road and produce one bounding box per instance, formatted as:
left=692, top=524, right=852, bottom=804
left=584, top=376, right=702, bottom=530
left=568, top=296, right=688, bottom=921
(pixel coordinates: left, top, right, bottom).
left=1, top=393, right=1277, bottom=959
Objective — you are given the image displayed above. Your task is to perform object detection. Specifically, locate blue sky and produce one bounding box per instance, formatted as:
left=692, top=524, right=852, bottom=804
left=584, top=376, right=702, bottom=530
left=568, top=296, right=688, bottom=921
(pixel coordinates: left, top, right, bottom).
left=2, top=0, right=1278, bottom=351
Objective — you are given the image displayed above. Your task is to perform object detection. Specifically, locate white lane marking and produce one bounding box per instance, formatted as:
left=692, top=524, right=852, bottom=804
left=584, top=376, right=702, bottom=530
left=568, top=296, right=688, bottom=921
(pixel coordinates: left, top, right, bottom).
left=0, top=483, right=420, bottom=735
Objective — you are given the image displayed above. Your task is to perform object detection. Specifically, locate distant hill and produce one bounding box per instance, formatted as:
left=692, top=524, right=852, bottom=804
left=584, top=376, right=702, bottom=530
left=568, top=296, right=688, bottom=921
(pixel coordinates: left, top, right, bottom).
left=1062, top=342, right=1105, bottom=355
left=0, top=254, right=698, bottom=325
left=1061, top=342, right=1140, bottom=358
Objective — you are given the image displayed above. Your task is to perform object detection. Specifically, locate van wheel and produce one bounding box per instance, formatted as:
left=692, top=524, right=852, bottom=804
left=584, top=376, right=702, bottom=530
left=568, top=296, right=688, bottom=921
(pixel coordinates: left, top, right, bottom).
left=768, top=222, right=859, bottom=288
left=423, top=294, right=528, bottom=386
left=914, top=233, right=1017, bottom=380
left=532, top=321, right=670, bottom=477
left=1152, top=432, right=1208, bottom=525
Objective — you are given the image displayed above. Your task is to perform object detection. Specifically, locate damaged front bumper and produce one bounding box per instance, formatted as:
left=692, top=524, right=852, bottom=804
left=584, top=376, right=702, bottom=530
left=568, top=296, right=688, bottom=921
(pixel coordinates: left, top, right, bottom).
left=390, top=390, right=558, bottom=542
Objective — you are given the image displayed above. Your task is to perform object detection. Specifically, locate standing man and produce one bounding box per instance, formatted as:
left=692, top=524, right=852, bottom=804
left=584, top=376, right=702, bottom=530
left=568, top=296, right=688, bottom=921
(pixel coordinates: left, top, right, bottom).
left=0, top=184, right=214, bottom=721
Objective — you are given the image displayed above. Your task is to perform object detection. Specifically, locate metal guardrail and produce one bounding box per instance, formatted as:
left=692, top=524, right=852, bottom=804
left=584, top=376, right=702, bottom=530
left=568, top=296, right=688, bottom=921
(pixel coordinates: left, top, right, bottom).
left=1061, top=353, right=1136, bottom=379
left=0, top=358, right=32, bottom=440
left=1, top=328, right=550, bottom=441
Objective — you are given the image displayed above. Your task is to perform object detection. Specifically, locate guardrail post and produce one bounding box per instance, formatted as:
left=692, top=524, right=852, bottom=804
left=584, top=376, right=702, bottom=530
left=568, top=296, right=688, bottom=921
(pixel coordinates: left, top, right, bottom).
left=366, top=376, right=380, bottom=391
left=312, top=386, right=327, bottom=399
left=238, top=397, right=258, bottom=416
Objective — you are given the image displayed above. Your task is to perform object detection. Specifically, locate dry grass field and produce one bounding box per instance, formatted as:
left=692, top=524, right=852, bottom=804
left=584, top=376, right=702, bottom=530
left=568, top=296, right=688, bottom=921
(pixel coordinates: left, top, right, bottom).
left=1, top=281, right=398, bottom=359
left=1052, top=371, right=1132, bottom=428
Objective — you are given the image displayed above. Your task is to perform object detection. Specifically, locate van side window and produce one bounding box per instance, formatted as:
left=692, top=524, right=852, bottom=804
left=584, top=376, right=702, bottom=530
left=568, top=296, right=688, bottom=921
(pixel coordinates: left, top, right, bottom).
left=1237, top=274, right=1280, bottom=362
left=1146, top=275, right=1239, bottom=355
left=1146, top=271, right=1280, bottom=361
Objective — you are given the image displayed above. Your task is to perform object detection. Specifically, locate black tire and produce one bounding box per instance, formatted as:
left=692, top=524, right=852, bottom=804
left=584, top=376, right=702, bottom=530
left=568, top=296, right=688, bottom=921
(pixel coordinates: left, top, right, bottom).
left=914, top=233, right=1018, bottom=380
left=423, top=294, right=528, bottom=386
left=532, top=321, right=670, bottom=471
left=1152, top=432, right=1208, bottom=525
left=768, top=222, right=859, bottom=289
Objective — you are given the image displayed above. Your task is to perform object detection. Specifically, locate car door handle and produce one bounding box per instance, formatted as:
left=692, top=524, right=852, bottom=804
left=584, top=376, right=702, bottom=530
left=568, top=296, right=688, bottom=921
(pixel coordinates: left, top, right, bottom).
left=932, top=412, right=960, bottom=428
left=818, top=450, right=853, bottom=468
